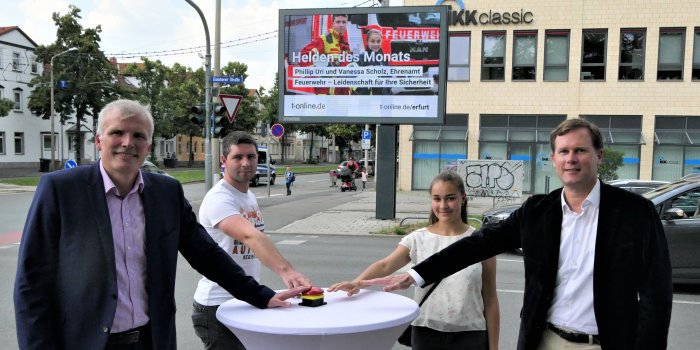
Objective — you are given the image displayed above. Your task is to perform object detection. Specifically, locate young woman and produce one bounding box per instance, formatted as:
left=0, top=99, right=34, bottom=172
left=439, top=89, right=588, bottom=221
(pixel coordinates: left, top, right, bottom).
left=329, top=171, right=500, bottom=349
left=354, top=27, right=390, bottom=95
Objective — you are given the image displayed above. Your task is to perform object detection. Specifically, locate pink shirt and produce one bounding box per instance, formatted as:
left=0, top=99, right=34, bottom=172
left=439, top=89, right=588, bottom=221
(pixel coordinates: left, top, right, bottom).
left=100, top=161, right=149, bottom=333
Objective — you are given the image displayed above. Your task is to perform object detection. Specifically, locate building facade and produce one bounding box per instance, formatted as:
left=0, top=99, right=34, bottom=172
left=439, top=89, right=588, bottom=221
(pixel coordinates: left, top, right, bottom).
left=399, top=0, right=700, bottom=193
left=0, top=26, right=48, bottom=169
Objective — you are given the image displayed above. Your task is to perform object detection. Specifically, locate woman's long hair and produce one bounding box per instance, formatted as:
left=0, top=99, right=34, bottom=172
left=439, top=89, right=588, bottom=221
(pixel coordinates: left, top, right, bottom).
left=428, top=171, right=468, bottom=225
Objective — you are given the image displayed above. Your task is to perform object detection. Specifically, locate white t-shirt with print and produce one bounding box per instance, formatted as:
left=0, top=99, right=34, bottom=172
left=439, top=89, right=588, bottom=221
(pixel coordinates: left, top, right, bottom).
left=400, top=226, right=486, bottom=332
left=193, top=179, right=263, bottom=306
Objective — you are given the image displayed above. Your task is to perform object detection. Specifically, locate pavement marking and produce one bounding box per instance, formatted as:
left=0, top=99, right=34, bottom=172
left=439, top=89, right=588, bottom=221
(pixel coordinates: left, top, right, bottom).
left=673, top=299, right=700, bottom=305
left=296, top=235, right=318, bottom=238
left=258, top=194, right=284, bottom=198
left=307, top=180, right=327, bottom=183
left=276, top=240, right=307, bottom=245
left=497, top=258, right=524, bottom=263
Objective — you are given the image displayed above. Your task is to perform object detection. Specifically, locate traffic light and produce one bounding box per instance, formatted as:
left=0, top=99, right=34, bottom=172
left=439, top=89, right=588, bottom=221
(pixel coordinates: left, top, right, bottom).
left=213, top=103, right=228, bottom=138
left=190, top=104, right=205, bottom=125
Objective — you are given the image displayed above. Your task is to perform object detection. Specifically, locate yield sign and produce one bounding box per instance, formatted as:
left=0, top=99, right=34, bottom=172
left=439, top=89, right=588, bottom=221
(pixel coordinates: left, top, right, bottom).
left=219, top=94, right=243, bottom=123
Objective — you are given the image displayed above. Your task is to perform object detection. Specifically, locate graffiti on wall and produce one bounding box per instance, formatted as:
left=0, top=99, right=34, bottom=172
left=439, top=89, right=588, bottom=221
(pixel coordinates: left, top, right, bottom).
left=456, top=160, right=523, bottom=198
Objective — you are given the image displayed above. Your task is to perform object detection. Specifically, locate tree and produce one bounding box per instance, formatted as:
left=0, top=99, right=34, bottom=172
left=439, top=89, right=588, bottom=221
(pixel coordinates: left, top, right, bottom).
left=160, top=64, right=205, bottom=166
left=0, top=98, right=14, bottom=117
left=123, top=58, right=171, bottom=158
left=326, top=124, right=363, bottom=160
left=28, top=5, right=117, bottom=164
left=216, top=61, right=260, bottom=135
left=599, top=147, right=624, bottom=182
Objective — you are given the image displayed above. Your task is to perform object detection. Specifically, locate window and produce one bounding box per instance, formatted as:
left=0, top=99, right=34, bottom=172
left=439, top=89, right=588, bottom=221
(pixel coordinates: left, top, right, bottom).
left=42, top=133, right=53, bottom=151
left=619, top=29, right=646, bottom=80
left=544, top=30, right=569, bottom=81
left=513, top=31, right=537, bottom=81
left=482, top=31, right=506, bottom=81
left=31, top=56, right=38, bottom=74
left=658, top=28, right=685, bottom=80
left=581, top=29, right=607, bottom=80
left=13, top=89, right=22, bottom=111
left=14, top=132, right=24, bottom=155
left=653, top=116, right=700, bottom=181
left=582, top=115, right=644, bottom=179
left=692, top=28, right=700, bottom=80
left=0, top=132, right=5, bottom=155
left=12, top=52, right=20, bottom=71
left=448, top=32, right=470, bottom=81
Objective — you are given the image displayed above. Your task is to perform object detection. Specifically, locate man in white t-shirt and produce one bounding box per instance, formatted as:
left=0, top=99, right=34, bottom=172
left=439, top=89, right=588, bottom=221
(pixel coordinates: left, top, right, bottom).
left=192, top=131, right=311, bottom=350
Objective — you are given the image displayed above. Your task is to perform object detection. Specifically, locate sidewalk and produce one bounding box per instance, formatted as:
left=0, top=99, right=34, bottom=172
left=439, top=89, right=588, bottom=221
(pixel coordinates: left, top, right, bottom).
left=267, top=190, right=502, bottom=236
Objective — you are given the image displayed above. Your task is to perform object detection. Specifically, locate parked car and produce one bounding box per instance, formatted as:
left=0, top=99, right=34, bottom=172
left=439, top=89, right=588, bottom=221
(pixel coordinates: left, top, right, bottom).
left=140, top=160, right=173, bottom=178
left=481, top=203, right=523, bottom=254
left=251, top=147, right=276, bottom=187
left=643, top=178, right=700, bottom=284
left=607, top=179, right=669, bottom=194
left=480, top=179, right=700, bottom=284
left=338, top=160, right=370, bottom=178
left=251, top=164, right=275, bottom=187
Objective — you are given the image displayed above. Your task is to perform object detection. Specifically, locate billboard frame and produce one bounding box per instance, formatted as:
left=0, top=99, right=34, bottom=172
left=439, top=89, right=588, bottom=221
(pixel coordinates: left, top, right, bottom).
left=278, top=6, right=448, bottom=125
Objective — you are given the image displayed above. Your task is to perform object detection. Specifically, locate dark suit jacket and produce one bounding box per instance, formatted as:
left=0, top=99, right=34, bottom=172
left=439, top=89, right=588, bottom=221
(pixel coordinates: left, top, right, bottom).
left=413, top=182, right=672, bottom=350
left=14, top=163, right=276, bottom=350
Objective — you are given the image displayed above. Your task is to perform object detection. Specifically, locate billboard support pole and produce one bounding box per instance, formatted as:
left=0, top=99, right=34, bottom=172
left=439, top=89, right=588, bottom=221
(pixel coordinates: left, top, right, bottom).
left=376, top=124, right=397, bottom=220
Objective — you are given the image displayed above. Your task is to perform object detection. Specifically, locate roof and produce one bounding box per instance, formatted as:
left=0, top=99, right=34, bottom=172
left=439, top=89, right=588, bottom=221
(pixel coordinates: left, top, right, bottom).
left=0, top=26, right=38, bottom=47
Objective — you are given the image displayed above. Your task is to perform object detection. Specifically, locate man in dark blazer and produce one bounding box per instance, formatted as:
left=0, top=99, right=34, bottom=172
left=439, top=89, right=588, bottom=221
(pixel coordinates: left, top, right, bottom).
left=14, top=99, right=307, bottom=350
left=363, top=119, right=672, bottom=349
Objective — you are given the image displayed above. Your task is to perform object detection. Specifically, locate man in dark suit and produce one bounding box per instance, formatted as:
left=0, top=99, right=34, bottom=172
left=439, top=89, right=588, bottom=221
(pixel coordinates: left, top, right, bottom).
left=362, top=119, right=672, bottom=349
left=14, top=99, right=308, bottom=350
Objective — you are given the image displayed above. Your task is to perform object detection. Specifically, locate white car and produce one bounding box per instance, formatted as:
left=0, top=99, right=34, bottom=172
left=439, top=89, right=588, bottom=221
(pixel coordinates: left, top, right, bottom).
left=140, top=160, right=173, bottom=178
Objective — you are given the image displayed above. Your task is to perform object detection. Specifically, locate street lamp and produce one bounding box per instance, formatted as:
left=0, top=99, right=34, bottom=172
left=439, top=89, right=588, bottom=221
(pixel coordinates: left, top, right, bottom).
left=50, top=47, right=78, bottom=171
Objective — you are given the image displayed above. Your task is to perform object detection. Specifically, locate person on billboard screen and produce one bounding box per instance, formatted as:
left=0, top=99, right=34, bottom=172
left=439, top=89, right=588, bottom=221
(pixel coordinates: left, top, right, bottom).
left=299, top=14, right=352, bottom=95
left=354, top=26, right=390, bottom=96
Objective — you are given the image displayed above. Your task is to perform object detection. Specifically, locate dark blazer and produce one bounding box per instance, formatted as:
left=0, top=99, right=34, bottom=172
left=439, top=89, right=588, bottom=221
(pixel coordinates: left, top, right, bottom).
left=14, top=163, right=276, bottom=350
left=413, top=182, right=672, bottom=350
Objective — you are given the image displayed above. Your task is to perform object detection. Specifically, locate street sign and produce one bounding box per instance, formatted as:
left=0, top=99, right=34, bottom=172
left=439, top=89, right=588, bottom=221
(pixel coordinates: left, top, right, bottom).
left=218, top=94, right=243, bottom=123
left=211, top=76, right=244, bottom=85
left=59, top=80, right=68, bottom=89
left=361, top=130, right=371, bottom=150
left=64, top=159, right=77, bottom=169
left=270, top=123, right=285, bottom=139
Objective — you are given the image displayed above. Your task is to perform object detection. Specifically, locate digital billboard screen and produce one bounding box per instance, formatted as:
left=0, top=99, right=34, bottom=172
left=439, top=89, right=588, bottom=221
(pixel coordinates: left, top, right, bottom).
left=278, top=6, right=448, bottom=125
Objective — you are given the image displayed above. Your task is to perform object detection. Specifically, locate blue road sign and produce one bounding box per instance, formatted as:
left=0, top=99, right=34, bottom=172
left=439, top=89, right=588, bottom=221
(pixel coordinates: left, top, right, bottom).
left=64, top=159, right=77, bottom=169
left=270, top=123, right=284, bottom=138
left=362, top=130, right=371, bottom=140
left=59, top=80, right=68, bottom=89
left=211, top=76, right=244, bottom=85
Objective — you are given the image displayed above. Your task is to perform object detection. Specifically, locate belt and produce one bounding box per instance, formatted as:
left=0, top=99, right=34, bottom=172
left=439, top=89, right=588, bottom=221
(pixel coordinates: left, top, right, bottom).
left=548, top=323, right=600, bottom=345
left=108, top=324, right=149, bottom=345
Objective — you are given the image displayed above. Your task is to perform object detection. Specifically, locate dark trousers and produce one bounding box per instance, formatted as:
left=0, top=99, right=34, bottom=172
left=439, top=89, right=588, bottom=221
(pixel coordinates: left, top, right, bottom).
left=286, top=182, right=292, bottom=195
left=411, top=325, right=488, bottom=350
left=192, top=301, right=246, bottom=350
left=105, top=323, right=152, bottom=350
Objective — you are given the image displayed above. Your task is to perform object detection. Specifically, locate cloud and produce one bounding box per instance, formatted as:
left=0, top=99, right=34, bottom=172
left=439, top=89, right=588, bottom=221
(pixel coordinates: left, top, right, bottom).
left=3, top=0, right=367, bottom=90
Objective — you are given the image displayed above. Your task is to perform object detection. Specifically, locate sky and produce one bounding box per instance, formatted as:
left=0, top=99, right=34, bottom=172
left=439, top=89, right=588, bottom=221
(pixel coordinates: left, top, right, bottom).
left=0, top=0, right=390, bottom=91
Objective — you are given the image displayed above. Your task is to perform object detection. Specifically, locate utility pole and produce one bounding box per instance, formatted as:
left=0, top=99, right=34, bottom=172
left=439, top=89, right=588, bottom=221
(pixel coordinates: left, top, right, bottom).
left=50, top=47, right=77, bottom=171
left=212, top=0, right=222, bottom=185
left=185, top=0, right=213, bottom=192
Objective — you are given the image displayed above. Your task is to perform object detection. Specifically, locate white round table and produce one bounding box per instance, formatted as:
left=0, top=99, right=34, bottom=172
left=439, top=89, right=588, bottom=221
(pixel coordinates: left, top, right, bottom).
left=216, top=288, right=419, bottom=350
